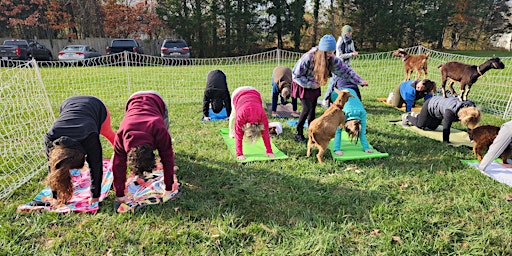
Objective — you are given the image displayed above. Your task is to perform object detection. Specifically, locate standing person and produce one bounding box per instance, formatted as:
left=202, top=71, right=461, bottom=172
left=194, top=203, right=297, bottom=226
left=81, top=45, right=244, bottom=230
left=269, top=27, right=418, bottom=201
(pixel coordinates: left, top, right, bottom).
left=113, top=91, right=178, bottom=203
left=271, top=66, right=299, bottom=117
left=403, top=96, right=481, bottom=143
left=228, top=86, right=276, bottom=160
left=478, top=120, right=512, bottom=171
left=45, top=96, right=116, bottom=206
left=330, top=88, right=373, bottom=156
left=203, top=70, right=231, bottom=121
left=322, top=25, right=360, bottom=106
left=390, top=79, right=437, bottom=112
left=292, top=34, right=368, bottom=143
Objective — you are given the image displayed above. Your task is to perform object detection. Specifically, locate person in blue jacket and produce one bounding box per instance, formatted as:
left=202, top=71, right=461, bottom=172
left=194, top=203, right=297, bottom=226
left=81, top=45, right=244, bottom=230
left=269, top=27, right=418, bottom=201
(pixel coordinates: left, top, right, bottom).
left=390, top=79, right=436, bottom=112
left=329, top=88, right=373, bottom=156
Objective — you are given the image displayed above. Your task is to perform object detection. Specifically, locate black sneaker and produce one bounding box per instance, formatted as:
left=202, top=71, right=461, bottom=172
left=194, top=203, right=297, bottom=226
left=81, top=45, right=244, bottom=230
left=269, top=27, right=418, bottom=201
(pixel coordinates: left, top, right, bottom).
left=294, top=134, right=307, bottom=142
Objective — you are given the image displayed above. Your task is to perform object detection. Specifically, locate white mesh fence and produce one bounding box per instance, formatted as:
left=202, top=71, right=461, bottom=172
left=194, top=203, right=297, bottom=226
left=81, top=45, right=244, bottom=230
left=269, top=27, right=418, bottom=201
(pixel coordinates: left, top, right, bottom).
left=0, top=48, right=511, bottom=199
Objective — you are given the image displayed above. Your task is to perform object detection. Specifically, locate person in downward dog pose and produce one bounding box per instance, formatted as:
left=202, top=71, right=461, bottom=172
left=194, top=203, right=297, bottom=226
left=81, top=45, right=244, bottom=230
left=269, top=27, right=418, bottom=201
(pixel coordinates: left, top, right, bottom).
left=45, top=96, right=116, bottom=206
left=202, top=70, right=231, bottom=121
left=271, top=66, right=299, bottom=117
left=330, top=88, right=373, bottom=156
left=113, top=91, right=179, bottom=204
left=228, top=86, right=275, bottom=161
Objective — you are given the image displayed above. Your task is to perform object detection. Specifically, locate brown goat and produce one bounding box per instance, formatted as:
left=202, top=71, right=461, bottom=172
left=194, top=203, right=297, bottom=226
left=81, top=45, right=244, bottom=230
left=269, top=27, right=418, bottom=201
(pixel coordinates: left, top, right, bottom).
left=392, top=48, right=430, bottom=81
left=307, top=89, right=353, bottom=163
left=438, top=58, right=505, bottom=101
left=468, top=125, right=511, bottom=163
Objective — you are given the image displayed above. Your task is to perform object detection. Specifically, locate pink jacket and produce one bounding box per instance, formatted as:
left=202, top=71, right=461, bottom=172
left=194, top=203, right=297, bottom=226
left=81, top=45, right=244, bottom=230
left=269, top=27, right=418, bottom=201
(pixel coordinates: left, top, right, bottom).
left=233, top=89, right=272, bottom=156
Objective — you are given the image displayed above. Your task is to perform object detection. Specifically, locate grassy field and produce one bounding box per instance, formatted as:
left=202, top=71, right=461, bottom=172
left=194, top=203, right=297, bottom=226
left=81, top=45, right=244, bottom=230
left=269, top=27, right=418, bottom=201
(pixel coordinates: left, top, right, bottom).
left=2, top=55, right=512, bottom=255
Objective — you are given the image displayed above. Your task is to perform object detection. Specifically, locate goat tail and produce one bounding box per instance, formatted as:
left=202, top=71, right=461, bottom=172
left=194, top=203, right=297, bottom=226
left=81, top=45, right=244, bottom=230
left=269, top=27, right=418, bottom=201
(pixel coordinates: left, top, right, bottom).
left=308, top=132, right=317, bottom=145
left=425, top=52, right=430, bottom=58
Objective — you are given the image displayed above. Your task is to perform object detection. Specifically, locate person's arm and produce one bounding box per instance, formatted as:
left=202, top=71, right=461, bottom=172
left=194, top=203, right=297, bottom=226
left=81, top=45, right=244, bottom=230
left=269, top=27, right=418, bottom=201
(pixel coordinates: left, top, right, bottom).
left=322, top=79, right=336, bottom=102
left=155, top=126, right=175, bottom=191
left=442, top=110, right=458, bottom=142
left=224, top=91, right=232, bottom=117
left=260, top=112, right=273, bottom=155
left=202, top=91, right=210, bottom=118
left=404, top=90, right=415, bottom=112
left=112, top=134, right=128, bottom=198
left=333, top=127, right=342, bottom=152
left=82, top=134, right=103, bottom=199
left=479, top=121, right=512, bottom=171
left=331, top=58, right=364, bottom=86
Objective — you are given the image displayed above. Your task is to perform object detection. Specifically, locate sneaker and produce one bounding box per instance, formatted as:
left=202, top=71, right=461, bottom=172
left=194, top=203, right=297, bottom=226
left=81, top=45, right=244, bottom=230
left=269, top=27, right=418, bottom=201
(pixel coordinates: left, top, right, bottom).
left=294, top=134, right=307, bottom=142
left=401, top=113, right=410, bottom=126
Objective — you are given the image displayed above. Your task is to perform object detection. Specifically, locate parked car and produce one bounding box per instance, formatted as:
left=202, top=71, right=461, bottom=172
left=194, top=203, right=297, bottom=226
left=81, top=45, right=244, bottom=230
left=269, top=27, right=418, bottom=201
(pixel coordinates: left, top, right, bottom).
left=58, top=45, right=101, bottom=61
left=0, top=39, right=53, bottom=61
left=160, top=39, right=191, bottom=58
left=106, top=39, right=143, bottom=55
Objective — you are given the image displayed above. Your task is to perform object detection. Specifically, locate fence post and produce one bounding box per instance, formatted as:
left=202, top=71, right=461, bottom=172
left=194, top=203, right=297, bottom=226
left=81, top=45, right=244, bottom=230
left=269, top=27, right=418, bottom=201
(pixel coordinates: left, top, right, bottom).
left=277, top=48, right=281, bottom=67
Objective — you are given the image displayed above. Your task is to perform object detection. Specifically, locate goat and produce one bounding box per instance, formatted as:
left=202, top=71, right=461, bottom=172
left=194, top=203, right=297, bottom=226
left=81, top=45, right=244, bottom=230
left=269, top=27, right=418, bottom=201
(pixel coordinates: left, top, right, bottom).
left=438, top=57, right=505, bottom=101
left=306, top=89, right=352, bottom=163
left=392, top=48, right=430, bottom=81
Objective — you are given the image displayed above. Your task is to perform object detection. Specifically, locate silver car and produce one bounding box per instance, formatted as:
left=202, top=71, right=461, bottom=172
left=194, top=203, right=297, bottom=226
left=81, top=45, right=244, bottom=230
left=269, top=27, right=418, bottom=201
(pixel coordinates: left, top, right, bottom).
left=58, top=45, right=101, bottom=61
left=160, top=39, right=191, bottom=58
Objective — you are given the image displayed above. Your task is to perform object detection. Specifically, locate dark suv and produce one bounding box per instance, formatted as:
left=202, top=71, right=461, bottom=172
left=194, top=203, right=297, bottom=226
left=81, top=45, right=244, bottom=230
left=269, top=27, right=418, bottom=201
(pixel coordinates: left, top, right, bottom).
left=160, top=39, right=191, bottom=58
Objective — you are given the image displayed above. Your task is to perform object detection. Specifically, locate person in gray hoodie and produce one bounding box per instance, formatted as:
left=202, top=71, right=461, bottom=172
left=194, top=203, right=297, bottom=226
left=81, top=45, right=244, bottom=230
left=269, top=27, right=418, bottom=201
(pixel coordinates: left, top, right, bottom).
left=403, top=96, right=481, bottom=143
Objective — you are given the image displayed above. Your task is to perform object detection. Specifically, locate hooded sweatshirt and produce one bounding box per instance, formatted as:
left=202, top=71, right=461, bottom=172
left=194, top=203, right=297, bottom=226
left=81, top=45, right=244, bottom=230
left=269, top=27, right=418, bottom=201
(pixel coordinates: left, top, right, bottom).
left=203, top=70, right=232, bottom=117
left=113, top=93, right=174, bottom=197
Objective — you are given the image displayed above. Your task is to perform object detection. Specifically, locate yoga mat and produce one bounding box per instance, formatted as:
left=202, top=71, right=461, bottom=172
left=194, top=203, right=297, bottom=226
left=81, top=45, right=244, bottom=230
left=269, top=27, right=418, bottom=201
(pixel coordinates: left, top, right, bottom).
left=286, top=119, right=308, bottom=128
left=265, top=102, right=298, bottom=118
left=328, top=130, right=389, bottom=161
left=17, top=159, right=113, bottom=214
left=114, top=169, right=181, bottom=214
left=202, top=108, right=228, bottom=121
left=391, top=121, right=473, bottom=147
left=462, top=159, right=512, bottom=187
left=219, top=128, right=288, bottom=163
left=377, top=98, right=422, bottom=113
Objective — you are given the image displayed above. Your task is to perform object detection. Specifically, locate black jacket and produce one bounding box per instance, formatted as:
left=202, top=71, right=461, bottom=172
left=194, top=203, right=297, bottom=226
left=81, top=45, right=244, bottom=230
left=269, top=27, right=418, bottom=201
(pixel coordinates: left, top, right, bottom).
left=203, top=70, right=231, bottom=117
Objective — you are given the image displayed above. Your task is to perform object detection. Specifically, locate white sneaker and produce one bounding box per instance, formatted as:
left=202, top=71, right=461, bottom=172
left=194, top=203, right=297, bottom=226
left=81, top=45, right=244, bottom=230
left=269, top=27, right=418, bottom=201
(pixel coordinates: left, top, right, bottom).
left=401, top=113, right=410, bottom=126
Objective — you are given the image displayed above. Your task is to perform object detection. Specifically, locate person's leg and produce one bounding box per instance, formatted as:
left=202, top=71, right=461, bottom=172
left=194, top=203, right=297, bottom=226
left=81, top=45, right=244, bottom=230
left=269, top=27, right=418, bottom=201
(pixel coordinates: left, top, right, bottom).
left=307, top=97, right=318, bottom=125
left=271, top=83, right=279, bottom=113
left=296, top=98, right=312, bottom=139
left=390, top=85, right=403, bottom=108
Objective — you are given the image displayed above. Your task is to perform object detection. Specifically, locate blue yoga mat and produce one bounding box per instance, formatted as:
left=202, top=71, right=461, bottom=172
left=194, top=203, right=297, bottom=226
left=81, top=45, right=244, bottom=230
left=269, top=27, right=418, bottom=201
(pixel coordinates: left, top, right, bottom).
left=202, top=108, right=228, bottom=121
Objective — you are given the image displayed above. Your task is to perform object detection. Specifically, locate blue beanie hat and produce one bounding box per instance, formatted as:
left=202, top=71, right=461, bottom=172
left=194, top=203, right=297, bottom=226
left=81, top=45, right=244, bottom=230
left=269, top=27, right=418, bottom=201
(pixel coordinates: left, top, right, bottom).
left=318, top=35, right=336, bottom=52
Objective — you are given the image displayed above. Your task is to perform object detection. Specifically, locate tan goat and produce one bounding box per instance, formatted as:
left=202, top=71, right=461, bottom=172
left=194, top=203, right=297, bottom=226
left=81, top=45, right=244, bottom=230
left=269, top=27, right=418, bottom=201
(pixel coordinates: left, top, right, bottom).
left=306, top=89, right=353, bottom=163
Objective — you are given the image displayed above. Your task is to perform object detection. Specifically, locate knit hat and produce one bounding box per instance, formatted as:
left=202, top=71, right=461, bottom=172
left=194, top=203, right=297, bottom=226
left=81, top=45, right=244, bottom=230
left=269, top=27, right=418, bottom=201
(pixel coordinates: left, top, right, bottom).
left=342, top=25, right=353, bottom=35
left=318, top=35, right=336, bottom=52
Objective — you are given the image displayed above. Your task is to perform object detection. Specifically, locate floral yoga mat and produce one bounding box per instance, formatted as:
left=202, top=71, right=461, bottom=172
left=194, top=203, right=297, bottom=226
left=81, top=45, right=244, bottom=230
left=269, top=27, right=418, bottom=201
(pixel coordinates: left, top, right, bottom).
left=114, top=169, right=181, bottom=214
left=17, top=159, right=113, bottom=214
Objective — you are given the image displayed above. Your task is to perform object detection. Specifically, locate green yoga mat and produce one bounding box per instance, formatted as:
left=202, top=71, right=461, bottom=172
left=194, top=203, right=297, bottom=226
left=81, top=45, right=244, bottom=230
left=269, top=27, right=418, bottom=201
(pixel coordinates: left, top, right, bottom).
left=391, top=121, right=473, bottom=147
left=327, top=130, right=389, bottom=161
left=219, top=128, right=289, bottom=163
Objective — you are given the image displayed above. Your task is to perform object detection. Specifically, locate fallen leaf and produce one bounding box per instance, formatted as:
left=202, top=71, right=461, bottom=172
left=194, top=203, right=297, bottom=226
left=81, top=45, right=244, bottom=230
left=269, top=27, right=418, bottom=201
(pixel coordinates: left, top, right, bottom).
left=400, top=183, right=408, bottom=189
left=438, top=170, right=445, bottom=175
left=261, top=224, right=278, bottom=236
left=391, top=236, right=402, bottom=244
left=370, top=229, right=381, bottom=236
left=506, top=195, right=512, bottom=202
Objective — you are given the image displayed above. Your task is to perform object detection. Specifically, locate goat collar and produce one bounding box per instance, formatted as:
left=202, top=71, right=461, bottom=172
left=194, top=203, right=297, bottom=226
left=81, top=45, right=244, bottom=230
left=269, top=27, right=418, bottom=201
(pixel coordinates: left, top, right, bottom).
left=401, top=55, right=410, bottom=61
left=333, top=103, right=344, bottom=110
left=477, top=66, right=483, bottom=76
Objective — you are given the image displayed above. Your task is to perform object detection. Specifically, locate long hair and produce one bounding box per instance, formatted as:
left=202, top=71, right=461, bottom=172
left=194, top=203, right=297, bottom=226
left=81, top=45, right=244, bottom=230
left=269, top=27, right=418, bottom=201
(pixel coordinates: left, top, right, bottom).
left=242, top=123, right=265, bottom=143
left=313, top=50, right=334, bottom=87
left=458, top=106, right=481, bottom=129
left=344, top=119, right=362, bottom=144
left=46, top=145, right=85, bottom=205
left=127, top=144, right=156, bottom=176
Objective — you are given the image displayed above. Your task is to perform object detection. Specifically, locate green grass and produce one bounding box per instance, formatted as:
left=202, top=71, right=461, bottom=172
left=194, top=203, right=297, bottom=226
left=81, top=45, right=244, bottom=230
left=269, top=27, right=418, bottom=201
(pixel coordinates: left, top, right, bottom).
left=3, top=99, right=512, bottom=255
left=2, top=56, right=512, bottom=254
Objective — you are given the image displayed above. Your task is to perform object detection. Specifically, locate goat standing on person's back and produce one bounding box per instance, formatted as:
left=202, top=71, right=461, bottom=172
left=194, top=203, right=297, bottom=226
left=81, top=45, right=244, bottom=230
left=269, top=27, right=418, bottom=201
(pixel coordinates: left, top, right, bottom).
left=438, top=57, right=505, bottom=101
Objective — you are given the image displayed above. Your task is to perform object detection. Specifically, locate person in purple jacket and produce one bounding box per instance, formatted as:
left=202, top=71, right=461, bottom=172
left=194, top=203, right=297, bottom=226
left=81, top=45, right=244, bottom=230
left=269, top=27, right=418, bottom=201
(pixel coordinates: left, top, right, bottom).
left=113, top=91, right=179, bottom=204
left=45, top=96, right=115, bottom=206
left=390, top=79, right=436, bottom=112
left=291, top=34, right=368, bottom=142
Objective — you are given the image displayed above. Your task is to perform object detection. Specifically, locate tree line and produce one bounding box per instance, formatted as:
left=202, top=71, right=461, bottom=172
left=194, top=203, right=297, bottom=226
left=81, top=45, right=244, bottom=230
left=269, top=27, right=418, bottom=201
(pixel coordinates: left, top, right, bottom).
left=0, top=0, right=510, bottom=57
